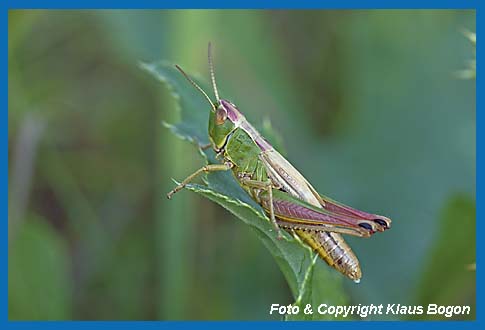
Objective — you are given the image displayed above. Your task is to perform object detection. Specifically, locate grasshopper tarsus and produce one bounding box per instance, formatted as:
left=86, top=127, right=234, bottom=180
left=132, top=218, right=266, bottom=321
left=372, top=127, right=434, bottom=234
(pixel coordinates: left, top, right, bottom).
left=271, top=216, right=283, bottom=240
left=167, top=181, right=190, bottom=199
left=268, top=226, right=283, bottom=240
left=167, top=188, right=179, bottom=199
left=270, top=221, right=283, bottom=240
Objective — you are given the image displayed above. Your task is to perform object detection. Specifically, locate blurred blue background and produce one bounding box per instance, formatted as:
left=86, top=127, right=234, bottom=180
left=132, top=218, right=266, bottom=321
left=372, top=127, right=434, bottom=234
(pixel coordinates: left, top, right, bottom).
left=8, top=10, right=475, bottom=320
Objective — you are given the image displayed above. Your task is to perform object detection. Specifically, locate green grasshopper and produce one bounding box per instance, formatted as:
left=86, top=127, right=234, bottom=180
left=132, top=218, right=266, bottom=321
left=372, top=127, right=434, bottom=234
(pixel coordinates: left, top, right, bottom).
left=167, top=44, right=391, bottom=282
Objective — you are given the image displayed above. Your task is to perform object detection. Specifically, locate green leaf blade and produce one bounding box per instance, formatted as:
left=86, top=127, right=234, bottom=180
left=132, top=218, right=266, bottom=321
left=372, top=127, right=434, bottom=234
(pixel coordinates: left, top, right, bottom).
left=140, top=61, right=211, bottom=145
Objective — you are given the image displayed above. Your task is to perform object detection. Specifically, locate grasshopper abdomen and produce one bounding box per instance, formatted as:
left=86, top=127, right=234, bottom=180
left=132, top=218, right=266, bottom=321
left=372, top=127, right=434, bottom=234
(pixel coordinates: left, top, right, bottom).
left=295, top=230, right=362, bottom=282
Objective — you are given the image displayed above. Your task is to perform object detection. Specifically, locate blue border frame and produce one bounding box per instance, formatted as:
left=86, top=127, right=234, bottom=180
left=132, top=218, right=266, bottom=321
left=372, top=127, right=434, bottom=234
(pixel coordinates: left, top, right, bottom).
left=1, top=0, right=480, bottom=9
left=4, top=0, right=480, bottom=327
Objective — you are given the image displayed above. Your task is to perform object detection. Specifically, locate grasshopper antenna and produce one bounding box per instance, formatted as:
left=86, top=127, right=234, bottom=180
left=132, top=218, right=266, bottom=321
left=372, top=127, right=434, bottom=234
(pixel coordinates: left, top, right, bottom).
left=208, top=42, right=221, bottom=102
left=174, top=64, right=216, bottom=112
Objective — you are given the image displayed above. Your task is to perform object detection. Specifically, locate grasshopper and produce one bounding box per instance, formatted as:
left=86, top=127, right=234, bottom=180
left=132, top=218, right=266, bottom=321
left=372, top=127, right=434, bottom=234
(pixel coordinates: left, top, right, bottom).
left=167, top=44, right=391, bottom=282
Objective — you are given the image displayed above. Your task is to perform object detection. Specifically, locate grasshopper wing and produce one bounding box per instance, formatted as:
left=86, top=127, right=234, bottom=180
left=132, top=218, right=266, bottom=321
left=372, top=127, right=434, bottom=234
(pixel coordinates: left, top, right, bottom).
left=316, top=193, right=391, bottom=230
left=260, top=189, right=374, bottom=237
left=259, top=149, right=390, bottom=235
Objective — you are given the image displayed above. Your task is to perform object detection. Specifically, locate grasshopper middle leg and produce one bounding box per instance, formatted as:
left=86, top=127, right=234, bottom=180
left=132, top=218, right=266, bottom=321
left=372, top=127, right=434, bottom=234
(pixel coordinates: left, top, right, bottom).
left=240, top=178, right=281, bottom=239
left=167, top=162, right=233, bottom=199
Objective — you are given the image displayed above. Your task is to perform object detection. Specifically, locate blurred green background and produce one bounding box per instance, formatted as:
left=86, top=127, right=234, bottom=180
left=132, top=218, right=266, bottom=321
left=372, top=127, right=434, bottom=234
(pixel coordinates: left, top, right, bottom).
left=8, top=10, right=475, bottom=320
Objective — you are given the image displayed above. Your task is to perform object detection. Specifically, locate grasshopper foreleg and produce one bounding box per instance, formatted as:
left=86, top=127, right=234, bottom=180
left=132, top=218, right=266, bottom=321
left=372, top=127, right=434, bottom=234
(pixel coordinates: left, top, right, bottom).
left=199, top=143, right=212, bottom=150
left=167, top=162, right=233, bottom=199
left=239, top=178, right=282, bottom=240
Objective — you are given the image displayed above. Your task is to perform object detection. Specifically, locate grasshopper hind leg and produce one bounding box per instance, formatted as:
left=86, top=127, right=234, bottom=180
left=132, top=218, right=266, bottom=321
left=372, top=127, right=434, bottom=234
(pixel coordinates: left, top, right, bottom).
left=267, top=183, right=282, bottom=239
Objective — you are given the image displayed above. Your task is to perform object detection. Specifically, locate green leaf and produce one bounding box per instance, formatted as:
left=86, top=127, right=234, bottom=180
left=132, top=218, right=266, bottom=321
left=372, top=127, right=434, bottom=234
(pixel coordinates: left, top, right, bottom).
left=9, top=216, right=72, bottom=320
left=414, top=194, right=476, bottom=320
left=141, top=61, right=348, bottom=320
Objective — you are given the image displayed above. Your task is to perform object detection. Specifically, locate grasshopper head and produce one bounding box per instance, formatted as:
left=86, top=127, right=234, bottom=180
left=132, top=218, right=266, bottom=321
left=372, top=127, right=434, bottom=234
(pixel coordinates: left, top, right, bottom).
left=175, top=43, right=245, bottom=152
left=208, top=99, right=244, bottom=150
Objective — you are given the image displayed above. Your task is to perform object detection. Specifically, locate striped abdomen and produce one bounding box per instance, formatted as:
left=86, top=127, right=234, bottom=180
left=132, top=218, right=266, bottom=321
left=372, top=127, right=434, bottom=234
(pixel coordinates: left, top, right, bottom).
left=293, top=229, right=361, bottom=282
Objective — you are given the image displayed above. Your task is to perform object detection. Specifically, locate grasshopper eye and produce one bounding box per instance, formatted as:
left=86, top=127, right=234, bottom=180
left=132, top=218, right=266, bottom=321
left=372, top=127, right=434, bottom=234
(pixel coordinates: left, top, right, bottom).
left=215, top=107, right=228, bottom=125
